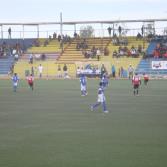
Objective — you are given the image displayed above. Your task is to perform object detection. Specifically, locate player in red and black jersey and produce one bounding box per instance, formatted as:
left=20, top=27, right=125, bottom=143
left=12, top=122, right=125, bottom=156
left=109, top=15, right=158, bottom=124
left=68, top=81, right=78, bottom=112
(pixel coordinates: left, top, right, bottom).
left=132, top=73, right=141, bottom=96
left=143, top=73, right=149, bottom=86
left=27, top=74, right=34, bottom=90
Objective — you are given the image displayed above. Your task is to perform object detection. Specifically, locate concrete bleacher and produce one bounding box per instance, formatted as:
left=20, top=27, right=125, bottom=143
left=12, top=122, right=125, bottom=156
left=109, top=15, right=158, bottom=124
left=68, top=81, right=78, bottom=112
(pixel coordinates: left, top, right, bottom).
left=27, top=39, right=62, bottom=54
left=58, top=37, right=111, bottom=62
left=100, top=36, right=147, bottom=76
left=135, top=58, right=167, bottom=76
left=0, top=38, right=34, bottom=51
left=0, top=56, right=14, bottom=75
left=146, top=41, right=157, bottom=56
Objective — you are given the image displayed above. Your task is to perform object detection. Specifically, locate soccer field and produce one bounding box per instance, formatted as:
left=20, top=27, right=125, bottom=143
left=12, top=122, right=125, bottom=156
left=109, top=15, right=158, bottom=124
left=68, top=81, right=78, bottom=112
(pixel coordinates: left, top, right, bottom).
left=0, top=79, right=167, bottom=167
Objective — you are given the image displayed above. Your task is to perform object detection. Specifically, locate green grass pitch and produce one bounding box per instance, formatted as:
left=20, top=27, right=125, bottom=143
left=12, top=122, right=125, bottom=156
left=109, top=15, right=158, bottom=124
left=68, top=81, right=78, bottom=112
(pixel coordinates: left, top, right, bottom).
left=0, top=79, right=167, bottom=167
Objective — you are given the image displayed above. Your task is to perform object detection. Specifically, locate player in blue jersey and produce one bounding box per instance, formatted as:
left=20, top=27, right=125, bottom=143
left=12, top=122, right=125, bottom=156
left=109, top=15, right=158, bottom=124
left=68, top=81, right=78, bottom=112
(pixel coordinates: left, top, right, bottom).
left=101, top=73, right=109, bottom=89
left=11, top=73, right=19, bottom=92
left=80, top=74, right=88, bottom=96
left=91, top=82, right=108, bottom=113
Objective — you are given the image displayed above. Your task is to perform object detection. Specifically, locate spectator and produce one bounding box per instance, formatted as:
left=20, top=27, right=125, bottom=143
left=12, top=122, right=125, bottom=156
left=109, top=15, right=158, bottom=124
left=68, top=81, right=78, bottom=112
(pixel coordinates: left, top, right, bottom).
left=29, top=54, right=33, bottom=64
left=41, top=53, right=46, bottom=61
left=63, top=64, right=68, bottom=78
left=57, top=65, right=62, bottom=78
left=111, top=65, right=116, bottom=78
left=107, top=27, right=112, bottom=37
left=38, top=64, right=43, bottom=78
left=141, top=25, right=144, bottom=36
left=113, top=50, right=118, bottom=58
left=53, top=32, right=57, bottom=39
left=76, top=67, right=81, bottom=77
left=128, top=65, right=134, bottom=79
left=8, top=27, right=11, bottom=39
left=118, top=26, right=122, bottom=36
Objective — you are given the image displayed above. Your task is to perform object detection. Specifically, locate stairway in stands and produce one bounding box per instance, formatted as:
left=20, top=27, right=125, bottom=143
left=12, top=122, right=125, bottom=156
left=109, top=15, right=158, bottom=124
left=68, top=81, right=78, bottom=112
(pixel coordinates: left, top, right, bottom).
left=135, top=58, right=167, bottom=76
left=0, top=56, right=15, bottom=75
left=58, top=37, right=111, bottom=62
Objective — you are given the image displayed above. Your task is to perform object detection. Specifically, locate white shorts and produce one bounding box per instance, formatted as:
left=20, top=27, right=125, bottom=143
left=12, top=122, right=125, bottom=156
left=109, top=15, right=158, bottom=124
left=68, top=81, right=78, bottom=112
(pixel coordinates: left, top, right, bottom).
left=81, top=85, right=86, bottom=91
left=13, top=82, right=18, bottom=86
left=97, top=94, right=105, bottom=103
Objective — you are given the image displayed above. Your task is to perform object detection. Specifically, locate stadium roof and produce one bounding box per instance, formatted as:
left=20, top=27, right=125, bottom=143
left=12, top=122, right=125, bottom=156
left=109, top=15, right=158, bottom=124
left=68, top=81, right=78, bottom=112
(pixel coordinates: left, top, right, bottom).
left=0, top=18, right=167, bottom=26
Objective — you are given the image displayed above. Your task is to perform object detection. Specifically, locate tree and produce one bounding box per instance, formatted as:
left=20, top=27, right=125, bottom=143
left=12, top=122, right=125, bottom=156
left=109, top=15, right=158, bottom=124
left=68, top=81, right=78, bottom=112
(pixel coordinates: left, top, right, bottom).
left=80, top=26, right=94, bottom=38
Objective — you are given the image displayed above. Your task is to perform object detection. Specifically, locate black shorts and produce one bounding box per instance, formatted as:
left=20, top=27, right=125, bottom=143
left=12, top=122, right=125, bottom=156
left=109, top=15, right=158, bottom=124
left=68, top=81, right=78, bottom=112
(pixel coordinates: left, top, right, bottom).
left=134, top=84, right=139, bottom=89
left=29, top=82, right=33, bottom=87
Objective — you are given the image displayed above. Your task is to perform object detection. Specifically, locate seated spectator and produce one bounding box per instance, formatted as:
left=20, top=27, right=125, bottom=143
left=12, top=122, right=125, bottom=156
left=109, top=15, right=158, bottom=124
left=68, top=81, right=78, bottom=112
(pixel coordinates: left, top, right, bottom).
left=104, top=47, right=109, bottom=56
left=49, top=35, right=52, bottom=41
left=43, top=39, right=49, bottom=47
left=136, top=32, right=142, bottom=40
left=163, top=51, right=167, bottom=59
left=14, top=54, right=19, bottom=61
left=112, top=37, right=119, bottom=45
left=34, top=39, right=40, bottom=47
left=153, top=49, right=160, bottom=58
left=41, top=53, right=46, bottom=60
left=53, top=32, right=57, bottom=39
left=112, top=50, right=118, bottom=58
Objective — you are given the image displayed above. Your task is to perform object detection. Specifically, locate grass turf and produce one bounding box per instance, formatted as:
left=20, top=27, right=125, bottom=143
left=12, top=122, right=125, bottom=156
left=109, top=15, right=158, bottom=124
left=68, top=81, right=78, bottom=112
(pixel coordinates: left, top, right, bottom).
left=0, top=79, right=167, bottom=167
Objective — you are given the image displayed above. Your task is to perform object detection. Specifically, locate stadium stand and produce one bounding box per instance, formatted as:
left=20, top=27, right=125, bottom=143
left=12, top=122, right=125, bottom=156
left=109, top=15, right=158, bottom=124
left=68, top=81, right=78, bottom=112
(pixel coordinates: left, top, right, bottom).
left=58, top=37, right=111, bottom=62
left=146, top=41, right=157, bottom=56
left=135, top=58, right=167, bottom=75
left=0, top=56, right=14, bottom=75
left=100, top=36, right=148, bottom=76
left=27, top=39, right=62, bottom=54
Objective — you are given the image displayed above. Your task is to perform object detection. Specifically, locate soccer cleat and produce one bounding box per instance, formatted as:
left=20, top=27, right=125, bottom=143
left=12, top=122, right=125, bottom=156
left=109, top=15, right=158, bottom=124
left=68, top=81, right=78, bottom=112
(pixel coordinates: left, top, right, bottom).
left=104, top=110, right=109, bottom=113
left=91, top=106, right=94, bottom=111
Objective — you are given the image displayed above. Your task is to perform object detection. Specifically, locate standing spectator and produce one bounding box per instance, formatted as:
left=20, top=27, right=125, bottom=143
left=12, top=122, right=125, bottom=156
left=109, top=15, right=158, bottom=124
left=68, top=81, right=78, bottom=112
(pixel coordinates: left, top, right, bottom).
left=38, top=64, right=43, bottom=78
left=76, top=67, right=81, bottom=77
left=111, top=65, right=116, bottom=78
left=141, top=25, right=144, bottom=37
left=57, top=65, right=62, bottom=78
left=118, top=26, right=122, bottom=36
left=8, top=27, right=11, bottom=39
left=107, top=27, right=112, bottom=37
left=11, top=73, right=19, bottom=92
left=120, top=67, right=124, bottom=78
left=29, top=54, right=33, bottom=64
left=31, top=66, right=34, bottom=76
left=128, top=65, right=134, bottom=79
left=63, top=64, right=68, bottom=78
left=96, top=48, right=101, bottom=61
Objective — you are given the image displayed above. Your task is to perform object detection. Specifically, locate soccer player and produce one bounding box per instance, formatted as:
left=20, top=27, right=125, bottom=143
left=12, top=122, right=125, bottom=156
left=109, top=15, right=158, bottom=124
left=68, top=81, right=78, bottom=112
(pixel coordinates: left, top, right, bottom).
left=91, top=82, right=108, bottom=113
left=132, top=73, right=141, bottom=96
left=143, top=73, right=149, bottom=85
left=101, top=73, right=109, bottom=89
left=80, top=74, right=87, bottom=96
left=27, top=74, right=34, bottom=90
left=11, top=73, right=19, bottom=92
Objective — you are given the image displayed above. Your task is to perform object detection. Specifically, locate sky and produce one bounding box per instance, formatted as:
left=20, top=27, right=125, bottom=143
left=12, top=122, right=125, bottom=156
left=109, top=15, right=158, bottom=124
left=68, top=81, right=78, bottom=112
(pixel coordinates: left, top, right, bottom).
left=0, top=0, right=167, bottom=37
left=1, top=0, right=167, bottom=22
